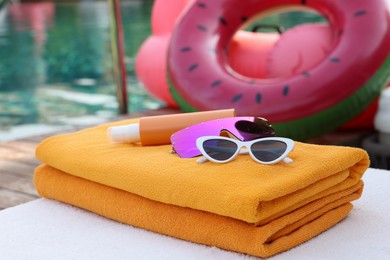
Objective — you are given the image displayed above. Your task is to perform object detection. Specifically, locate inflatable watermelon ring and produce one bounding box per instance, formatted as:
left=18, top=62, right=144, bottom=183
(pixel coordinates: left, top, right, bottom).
left=168, top=0, right=390, bottom=140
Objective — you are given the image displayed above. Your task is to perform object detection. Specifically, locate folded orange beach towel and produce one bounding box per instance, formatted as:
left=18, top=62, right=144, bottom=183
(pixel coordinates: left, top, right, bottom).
left=34, top=165, right=363, bottom=258
left=35, top=118, right=369, bottom=225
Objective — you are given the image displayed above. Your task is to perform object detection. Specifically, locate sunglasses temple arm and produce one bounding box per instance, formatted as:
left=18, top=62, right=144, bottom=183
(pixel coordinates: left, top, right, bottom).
left=196, top=156, right=209, bottom=163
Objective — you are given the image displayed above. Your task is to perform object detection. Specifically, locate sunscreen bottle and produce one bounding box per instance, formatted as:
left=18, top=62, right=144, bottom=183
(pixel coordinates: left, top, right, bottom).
left=107, top=109, right=235, bottom=145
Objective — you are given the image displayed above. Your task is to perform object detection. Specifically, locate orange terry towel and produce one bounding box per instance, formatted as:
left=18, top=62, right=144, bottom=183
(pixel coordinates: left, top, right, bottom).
left=34, top=165, right=363, bottom=258
left=35, top=118, right=370, bottom=225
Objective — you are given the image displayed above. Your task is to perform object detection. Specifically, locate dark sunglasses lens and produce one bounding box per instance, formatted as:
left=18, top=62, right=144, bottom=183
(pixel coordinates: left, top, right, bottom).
left=202, top=139, right=238, bottom=161
left=235, top=118, right=275, bottom=140
left=251, top=140, right=287, bottom=162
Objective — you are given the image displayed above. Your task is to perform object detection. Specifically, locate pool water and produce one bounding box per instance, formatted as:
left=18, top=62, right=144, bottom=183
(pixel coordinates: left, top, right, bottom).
left=0, top=0, right=325, bottom=141
left=0, top=0, right=161, bottom=140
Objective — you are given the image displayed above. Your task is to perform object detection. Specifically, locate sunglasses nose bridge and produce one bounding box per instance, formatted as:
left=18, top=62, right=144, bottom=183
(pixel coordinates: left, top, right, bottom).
left=238, top=144, right=249, bottom=154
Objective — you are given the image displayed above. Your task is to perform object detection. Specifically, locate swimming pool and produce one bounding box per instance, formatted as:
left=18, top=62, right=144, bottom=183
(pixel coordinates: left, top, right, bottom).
left=0, top=0, right=162, bottom=140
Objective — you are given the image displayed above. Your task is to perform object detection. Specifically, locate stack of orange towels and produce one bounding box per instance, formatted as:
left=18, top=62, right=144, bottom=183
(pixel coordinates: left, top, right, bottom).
left=34, top=118, right=369, bottom=258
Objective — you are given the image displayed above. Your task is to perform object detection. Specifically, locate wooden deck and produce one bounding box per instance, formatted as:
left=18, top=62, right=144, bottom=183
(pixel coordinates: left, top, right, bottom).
left=0, top=107, right=373, bottom=210
left=0, top=136, right=41, bottom=209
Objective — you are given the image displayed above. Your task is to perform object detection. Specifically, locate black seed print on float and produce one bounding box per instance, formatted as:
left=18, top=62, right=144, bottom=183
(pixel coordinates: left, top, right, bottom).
left=197, top=25, right=207, bottom=32
left=211, top=80, right=222, bottom=87
left=219, top=17, right=227, bottom=26
left=354, top=10, right=367, bottom=17
left=283, top=85, right=289, bottom=96
left=329, top=57, right=340, bottom=63
left=249, top=79, right=257, bottom=84
left=197, top=2, right=206, bottom=8
left=256, top=93, right=262, bottom=104
left=188, top=63, right=199, bottom=72
left=232, top=94, right=243, bottom=103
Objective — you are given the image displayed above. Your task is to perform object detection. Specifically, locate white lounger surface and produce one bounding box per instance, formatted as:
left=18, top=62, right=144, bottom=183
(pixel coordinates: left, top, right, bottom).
left=0, top=168, right=389, bottom=260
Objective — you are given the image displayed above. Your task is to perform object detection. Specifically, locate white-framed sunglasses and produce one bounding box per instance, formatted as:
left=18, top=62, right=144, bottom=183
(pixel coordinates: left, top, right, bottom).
left=196, top=136, right=295, bottom=164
